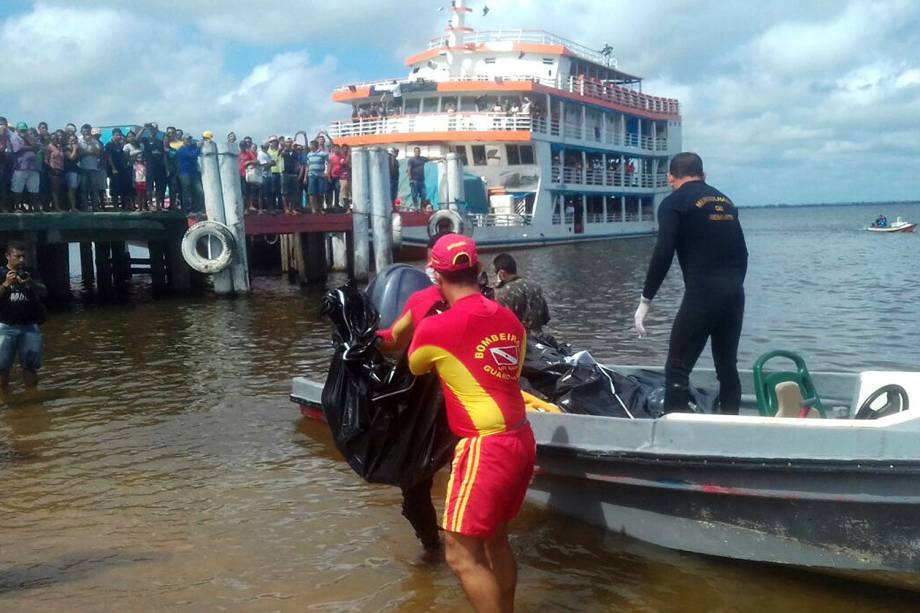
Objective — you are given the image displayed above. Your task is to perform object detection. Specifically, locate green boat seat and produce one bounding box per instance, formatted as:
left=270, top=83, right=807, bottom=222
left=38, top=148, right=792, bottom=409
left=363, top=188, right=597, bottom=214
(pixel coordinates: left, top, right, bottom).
left=753, top=350, right=826, bottom=418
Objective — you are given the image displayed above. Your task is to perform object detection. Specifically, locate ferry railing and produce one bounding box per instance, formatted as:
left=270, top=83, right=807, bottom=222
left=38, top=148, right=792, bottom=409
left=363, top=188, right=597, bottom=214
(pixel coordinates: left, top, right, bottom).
left=328, top=112, right=533, bottom=138
left=562, top=121, right=583, bottom=140
left=605, top=170, right=624, bottom=186
left=655, top=173, right=668, bottom=187
left=333, top=75, right=680, bottom=118
left=549, top=116, right=561, bottom=136
left=551, top=166, right=562, bottom=183
left=559, top=167, right=582, bottom=184
left=624, top=133, right=640, bottom=148
left=640, top=135, right=654, bottom=151
left=655, top=137, right=668, bottom=151
left=426, top=30, right=613, bottom=67
left=605, top=213, right=621, bottom=223
left=586, top=213, right=605, bottom=223
left=585, top=169, right=605, bottom=186
left=469, top=213, right=531, bottom=227
left=641, top=174, right=653, bottom=188
left=552, top=214, right=561, bottom=224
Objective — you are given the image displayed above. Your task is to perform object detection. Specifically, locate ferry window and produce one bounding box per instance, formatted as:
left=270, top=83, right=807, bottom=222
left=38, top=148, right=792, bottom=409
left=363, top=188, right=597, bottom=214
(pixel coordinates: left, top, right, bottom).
left=459, top=96, right=477, bottom=111
left=542, top=58, right=554, bottom=65
left=471, top=145, right=487, bottom=166
left=519, top=145, right=534, bottom=164
left=441, top=96, right=458, bottom=112
left=404, top=99, right=420, bottom=114
left=506, top=145, right=534, bottom=166
left=486, top=148, right=501, bottom=166
left=452, top=146, right=469, bottom=166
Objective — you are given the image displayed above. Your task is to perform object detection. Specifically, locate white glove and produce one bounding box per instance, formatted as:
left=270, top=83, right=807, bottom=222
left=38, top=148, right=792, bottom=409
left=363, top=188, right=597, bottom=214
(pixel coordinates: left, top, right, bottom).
left=634, top=297, right=651, bottom=338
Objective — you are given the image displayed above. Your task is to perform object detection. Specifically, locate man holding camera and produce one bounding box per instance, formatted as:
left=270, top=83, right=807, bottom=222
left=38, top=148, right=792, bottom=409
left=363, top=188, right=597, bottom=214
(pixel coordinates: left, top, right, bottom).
left=0, top=241, right=47, bottom=390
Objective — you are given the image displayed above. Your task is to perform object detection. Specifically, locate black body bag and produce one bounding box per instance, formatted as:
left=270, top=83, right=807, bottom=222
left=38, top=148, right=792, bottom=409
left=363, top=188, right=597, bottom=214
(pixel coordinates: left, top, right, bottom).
left=320, top=281, right=456, bottom=489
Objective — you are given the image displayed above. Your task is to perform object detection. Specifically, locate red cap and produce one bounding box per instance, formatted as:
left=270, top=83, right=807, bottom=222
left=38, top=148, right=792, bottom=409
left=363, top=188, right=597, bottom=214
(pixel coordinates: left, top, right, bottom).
left=429, top=233, right=478, bottom=273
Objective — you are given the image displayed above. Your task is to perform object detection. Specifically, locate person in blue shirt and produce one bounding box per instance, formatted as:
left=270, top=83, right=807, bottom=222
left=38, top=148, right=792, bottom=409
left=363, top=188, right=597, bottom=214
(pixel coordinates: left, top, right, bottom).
left=300, top=140, right=328, bottom=214
left=175, top=136, right=204, bottom=216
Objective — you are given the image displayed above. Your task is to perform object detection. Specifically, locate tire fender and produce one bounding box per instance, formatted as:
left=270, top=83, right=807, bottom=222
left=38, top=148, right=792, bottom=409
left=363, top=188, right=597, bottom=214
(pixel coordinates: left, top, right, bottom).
left=181, top=221, right=235, bottom=274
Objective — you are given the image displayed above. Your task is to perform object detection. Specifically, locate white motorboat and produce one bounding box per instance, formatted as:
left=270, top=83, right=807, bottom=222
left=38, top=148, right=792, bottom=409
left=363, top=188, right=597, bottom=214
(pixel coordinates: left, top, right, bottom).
left=291, top=364, right=920, bottom=586
left=866, top=216, right=917, bottom=233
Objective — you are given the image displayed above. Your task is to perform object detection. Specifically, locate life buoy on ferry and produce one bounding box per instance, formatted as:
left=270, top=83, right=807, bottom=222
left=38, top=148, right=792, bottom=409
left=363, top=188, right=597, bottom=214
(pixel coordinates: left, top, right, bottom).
left=391, top=212, right=403, bottom=249
left=427, top=209, right=466, bottom=237
left=181, top=221, right=235, bottom=274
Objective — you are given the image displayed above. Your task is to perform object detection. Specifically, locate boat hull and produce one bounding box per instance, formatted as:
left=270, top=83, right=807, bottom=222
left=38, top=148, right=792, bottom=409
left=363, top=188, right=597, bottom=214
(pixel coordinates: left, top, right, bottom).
left=866, top=223, right=916, bottom=233
left=529, top=443, right=920, bottom=576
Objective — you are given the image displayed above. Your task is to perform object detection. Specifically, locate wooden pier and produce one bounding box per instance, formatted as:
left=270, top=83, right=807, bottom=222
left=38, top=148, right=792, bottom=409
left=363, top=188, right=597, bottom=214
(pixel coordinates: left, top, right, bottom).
left=0, top=211, right=191, bottom=301
left=1, top=209, right=430, bottom=301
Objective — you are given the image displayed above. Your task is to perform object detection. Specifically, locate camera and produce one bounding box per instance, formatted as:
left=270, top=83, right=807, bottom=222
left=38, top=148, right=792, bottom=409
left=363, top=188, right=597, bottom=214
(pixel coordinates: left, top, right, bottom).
left=16, top=271, right=30, bottom=283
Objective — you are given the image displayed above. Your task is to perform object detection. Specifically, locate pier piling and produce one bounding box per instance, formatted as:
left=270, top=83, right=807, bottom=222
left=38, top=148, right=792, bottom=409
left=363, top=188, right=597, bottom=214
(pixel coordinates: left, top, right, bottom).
left=200, top=140, right=234, bottom=296
left=217, top=140, right=251, bottom=294
left=350, top=147, right=370, bottom=281
left=369, top=147, right=393, bottom=273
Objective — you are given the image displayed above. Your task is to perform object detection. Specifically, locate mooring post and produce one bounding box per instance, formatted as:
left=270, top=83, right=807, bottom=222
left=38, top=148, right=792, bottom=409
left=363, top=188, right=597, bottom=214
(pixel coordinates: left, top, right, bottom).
left=148, top=241, right=167, bottom=293
left=368, top=147, right=393, bottom=273
left=350, top=147, right=370, bottom=281
left=94, top=241, right=113, bottom=298
left=200, top=140, right=234, bottom=295
left=111, top=241, right=129, bottom=288
left=216, top=140, right=251, bottom=293
left=79, top=242, right=95, bottom=289
left=166, top=236, right=191, bottom=293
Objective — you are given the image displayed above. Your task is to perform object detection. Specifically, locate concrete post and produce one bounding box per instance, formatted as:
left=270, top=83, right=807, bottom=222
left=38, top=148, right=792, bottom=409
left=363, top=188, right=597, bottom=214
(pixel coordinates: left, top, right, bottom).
left=217, top=140, right=251, bottom=293
left=445, top=152, right=465, bottom=212
left=200, top=140, right=234, bottom=295
left=368, top=147, right=393, bottom=273
left=350, top=147, right=370, bottom=281
left=330, top=233, right=348, bottom=272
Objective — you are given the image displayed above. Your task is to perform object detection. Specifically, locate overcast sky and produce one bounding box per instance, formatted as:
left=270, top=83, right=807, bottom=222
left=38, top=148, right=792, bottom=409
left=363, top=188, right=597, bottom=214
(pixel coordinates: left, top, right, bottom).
left=2, top=0, right=918, bottom=206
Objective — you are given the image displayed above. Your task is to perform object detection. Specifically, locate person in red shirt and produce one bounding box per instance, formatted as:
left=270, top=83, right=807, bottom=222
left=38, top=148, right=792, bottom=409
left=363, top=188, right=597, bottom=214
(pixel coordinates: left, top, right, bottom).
left=408, top=234, right=535, bottom=613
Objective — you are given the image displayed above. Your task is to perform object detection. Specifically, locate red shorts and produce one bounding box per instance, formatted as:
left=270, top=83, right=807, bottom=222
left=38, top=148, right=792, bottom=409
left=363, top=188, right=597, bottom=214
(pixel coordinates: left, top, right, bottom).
left=442, top=423, right=536, bottom=538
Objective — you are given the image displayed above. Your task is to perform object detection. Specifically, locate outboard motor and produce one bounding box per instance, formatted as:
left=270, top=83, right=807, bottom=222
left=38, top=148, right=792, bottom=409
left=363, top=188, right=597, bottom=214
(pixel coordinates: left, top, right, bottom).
left=365, top=264, right=432, bottom=329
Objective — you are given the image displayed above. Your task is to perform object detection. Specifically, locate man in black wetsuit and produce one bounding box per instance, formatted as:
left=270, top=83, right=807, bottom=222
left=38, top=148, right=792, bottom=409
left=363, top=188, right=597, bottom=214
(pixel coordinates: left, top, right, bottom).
left=635, top=152, right=748, bottom=414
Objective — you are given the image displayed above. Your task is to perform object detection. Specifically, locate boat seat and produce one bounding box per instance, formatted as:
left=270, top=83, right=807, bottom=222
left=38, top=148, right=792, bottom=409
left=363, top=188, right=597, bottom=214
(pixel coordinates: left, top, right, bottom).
left=753, top=350, right=826, bottom=417
left=773, top=381, right=821, bottom=418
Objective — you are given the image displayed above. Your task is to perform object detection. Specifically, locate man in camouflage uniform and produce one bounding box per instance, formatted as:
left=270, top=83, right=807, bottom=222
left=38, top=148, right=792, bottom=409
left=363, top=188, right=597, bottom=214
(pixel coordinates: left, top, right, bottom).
left=492, top=253, right=550, bottom=333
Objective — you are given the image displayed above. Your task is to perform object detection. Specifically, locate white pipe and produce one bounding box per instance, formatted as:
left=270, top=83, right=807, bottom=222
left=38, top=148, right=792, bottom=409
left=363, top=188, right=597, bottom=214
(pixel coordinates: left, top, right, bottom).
left=217, top=140, right=250, bottom=293
left=200, top=140, right=233, bottom=295
left=350, top=147, right=370, bottom=281
left=369, top=147, right=393, bottom=272
left=445, top=152, right=465, bottom=212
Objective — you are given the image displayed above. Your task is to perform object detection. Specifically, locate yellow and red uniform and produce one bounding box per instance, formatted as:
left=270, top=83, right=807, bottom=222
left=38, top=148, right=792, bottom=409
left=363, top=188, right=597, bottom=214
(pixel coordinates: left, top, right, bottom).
left=408, top=293, right=536, bottom=538
left=376, top=285, right=446, bottom=353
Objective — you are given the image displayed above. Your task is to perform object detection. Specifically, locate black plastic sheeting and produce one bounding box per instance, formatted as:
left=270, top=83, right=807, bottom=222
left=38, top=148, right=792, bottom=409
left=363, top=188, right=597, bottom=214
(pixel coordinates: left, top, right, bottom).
left=320, top=281, right=456, bottom=489
left=521, top=332, right=719, bottom=418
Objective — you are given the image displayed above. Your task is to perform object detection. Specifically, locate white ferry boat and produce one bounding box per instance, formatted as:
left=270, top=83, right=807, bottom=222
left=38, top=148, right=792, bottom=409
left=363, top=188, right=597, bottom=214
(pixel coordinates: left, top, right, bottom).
left=327, top=0, right=681, bottom=253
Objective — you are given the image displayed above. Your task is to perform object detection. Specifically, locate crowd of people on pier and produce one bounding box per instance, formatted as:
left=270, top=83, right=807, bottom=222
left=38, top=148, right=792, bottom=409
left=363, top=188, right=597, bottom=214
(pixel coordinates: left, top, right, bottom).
left=0, top=116, right=355, bottom=216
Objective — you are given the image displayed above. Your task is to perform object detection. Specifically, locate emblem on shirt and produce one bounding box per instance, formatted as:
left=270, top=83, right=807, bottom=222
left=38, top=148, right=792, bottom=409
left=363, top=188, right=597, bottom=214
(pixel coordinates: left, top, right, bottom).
left=489, top=345, right=519, bottom=366
left=474, top=332, right=521, bottom=381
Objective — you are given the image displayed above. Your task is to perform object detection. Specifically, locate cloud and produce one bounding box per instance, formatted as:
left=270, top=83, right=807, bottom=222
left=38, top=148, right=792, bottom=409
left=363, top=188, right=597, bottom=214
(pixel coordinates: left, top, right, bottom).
left=3, top=0, right=920, bottom=204
left=0, top=3, right=343, bottom=138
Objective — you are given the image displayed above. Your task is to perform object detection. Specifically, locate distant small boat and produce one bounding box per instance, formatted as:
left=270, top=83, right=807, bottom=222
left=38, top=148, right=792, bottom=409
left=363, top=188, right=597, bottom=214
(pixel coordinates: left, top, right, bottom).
left=866, top=216, right=916, bottom=233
